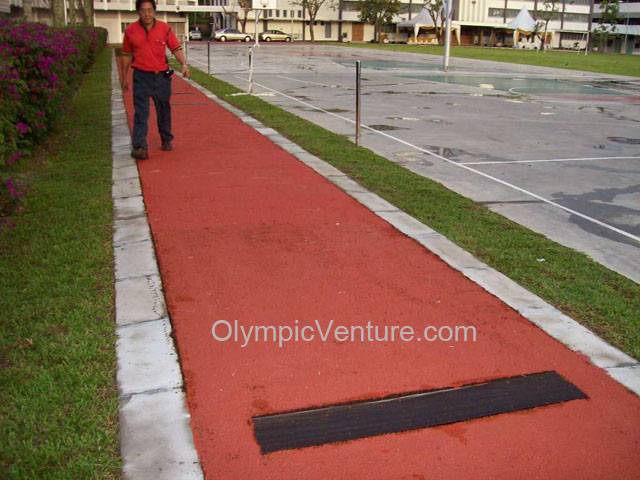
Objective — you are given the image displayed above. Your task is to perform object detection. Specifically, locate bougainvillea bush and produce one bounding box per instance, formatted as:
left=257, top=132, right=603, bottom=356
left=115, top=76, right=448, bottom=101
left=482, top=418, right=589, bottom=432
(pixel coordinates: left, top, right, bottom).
left=0, top=20, right=107, bottom=221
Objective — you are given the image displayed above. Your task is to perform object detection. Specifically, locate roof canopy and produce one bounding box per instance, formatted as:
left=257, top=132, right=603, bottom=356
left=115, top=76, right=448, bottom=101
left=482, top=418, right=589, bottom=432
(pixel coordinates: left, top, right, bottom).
left=397, top=7, right=436, bottom=29
left=505, top=6, right=537, bottom=32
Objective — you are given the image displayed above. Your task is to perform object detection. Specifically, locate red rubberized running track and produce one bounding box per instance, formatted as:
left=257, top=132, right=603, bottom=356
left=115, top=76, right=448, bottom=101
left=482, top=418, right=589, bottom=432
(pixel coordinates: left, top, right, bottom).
left=123, top=72, right=640, bottom=479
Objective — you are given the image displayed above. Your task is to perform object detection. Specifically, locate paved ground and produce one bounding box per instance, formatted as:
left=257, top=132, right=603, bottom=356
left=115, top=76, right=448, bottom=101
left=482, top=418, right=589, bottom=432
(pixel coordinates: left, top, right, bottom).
left=185, top=42, right=640, bottom=283
left=118, top=68, right=640, bottom=478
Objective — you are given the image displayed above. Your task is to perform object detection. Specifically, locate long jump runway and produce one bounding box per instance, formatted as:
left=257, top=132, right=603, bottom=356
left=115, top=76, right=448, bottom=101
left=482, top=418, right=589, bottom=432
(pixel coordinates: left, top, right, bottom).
left=122, top=69, right=640, bottom=477
left=186, top=43, right=640, bottom=283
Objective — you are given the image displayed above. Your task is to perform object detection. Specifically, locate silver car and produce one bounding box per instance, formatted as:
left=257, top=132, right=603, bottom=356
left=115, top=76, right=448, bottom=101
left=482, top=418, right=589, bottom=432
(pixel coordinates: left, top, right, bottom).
left=214, top=28, right=253, bottom=42
left=259, top=30, right=293, bottom=42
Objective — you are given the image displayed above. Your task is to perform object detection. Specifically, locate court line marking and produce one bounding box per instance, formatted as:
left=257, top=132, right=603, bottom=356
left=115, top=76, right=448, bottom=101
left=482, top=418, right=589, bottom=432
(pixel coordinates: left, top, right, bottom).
left=462, top=156, right=640, bottom=165
left=230, top=73, right=640, bottom=245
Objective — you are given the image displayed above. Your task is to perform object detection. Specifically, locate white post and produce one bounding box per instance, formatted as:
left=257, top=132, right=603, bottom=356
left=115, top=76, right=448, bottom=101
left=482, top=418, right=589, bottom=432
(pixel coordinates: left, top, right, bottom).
left=355, top=60, right=361, bottom=146
left=248, top=46, right=254, bottom=94
left=254, top=9, right=260, bottom=46
left=443, top=0, right=452, bottom=72
left=63, top=0, right=68, bottom=25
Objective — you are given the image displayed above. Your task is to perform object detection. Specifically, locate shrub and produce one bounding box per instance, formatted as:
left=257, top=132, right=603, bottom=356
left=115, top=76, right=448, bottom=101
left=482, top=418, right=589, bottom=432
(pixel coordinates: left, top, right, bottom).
left=0, top=20, right=107, bottom=222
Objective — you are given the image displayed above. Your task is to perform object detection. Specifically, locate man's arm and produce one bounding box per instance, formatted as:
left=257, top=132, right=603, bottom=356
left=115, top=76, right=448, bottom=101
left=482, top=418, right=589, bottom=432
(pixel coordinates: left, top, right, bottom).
left=167, top=29, right=189, bottom=78
left=120, top=31, right=133, bottom=92
left=173, top=48, right=190, bottom=78
left=120, top=54, right=132, bottom=92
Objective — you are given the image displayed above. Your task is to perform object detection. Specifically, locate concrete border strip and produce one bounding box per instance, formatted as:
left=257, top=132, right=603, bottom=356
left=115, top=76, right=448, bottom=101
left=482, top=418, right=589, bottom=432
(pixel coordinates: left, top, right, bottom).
left=111, top=52, right=204, bottom=479
left=184, top=75, right=640, bottom=397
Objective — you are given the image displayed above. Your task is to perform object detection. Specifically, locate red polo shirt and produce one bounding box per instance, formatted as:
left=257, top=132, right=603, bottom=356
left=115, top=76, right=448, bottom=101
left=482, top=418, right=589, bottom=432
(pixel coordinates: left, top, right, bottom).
left=122, top=19, right=181, bottom=72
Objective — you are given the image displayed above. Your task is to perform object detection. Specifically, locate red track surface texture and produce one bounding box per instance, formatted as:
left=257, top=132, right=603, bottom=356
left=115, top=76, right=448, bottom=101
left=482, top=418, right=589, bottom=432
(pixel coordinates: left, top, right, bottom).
left=124, top=74, right=640, bottom=479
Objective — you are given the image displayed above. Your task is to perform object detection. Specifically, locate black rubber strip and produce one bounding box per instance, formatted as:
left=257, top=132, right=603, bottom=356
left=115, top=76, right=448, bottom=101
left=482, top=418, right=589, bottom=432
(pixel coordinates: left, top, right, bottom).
left=252, top=371, right=587, bottom=454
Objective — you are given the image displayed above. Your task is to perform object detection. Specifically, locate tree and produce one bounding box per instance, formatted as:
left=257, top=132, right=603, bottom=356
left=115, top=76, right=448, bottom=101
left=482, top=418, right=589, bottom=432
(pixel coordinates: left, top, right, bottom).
left=536, top=0, right=559, bottom=50
left=82, top=0, right=94, bottom=25
left=423, top=0, right=445, bottom=44
left=238, top=0, right=253, bottom=33
left=293, top=0, right=337, bottom=42
left=358, top=0, right=401, bottom=43
left=51, top=0, right=65, bottom=27
left=593, top=0, right=620, bottom=52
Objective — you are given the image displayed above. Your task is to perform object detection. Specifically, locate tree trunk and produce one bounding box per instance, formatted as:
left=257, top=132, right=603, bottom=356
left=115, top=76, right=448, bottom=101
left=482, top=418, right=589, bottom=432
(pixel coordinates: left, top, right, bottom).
left=22, top=0, right=33, bottom=21
left=51, top=0, right=66, bottom=27
left=241, top=14, right=247, bottom=33
left=69, top=0, right=76, bottom=25
left=309, top=15, right=315, bottom=41
left=83, top=0, right=94, bottom=26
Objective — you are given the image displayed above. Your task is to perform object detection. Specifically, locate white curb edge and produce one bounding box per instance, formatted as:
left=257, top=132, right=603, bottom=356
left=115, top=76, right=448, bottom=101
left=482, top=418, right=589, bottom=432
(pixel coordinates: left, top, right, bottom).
left=185, top=74, right=640, bottom=397
left=111, top=52, right=204, bottom=480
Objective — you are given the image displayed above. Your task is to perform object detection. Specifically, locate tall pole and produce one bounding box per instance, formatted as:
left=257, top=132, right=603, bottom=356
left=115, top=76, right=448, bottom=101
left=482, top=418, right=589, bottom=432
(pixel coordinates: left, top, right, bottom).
left=207, top=40, right=211, bottom=74
left=248, top=47, right=254, bottom=94
left=443, top=0, right=452, bottom=72
left=355, top=61, right=361, bottom=146
left=622, top=14, right=630, bottom=54
left=254, top=9, right=260, bottom=46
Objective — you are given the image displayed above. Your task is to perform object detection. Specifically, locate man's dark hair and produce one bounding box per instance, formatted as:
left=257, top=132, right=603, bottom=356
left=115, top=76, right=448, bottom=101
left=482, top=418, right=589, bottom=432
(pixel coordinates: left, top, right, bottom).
left=136, top=0, right=156, bottom=10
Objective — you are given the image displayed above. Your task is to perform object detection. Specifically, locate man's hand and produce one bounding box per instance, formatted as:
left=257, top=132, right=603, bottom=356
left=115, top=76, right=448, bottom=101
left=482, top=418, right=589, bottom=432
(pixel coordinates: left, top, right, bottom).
left=121, top=78, right=129, bottom=93
left=182, top=64, right=190, bottom=78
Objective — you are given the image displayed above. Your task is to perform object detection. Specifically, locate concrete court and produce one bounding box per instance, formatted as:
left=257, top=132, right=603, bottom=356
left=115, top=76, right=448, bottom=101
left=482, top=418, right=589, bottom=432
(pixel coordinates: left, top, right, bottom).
left=185, top=42, right=640, bottom=283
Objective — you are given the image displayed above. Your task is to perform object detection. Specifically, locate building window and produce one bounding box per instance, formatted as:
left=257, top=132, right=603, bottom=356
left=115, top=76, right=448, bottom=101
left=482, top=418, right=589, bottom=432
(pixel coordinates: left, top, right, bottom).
left=275, top=9, right=279, bottom=16
left=267, top=9, right=272, bottom=16
left=121, top=22, right=131, bottom=33
left=297, top=10, right=302, bottom=18
left=283, top=9, right=287, bottom=17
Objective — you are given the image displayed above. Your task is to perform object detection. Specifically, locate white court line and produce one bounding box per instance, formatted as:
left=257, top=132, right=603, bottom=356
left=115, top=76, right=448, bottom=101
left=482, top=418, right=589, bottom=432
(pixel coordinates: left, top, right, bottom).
left=462, top=156, right=640, bottom=165
left=232, top=73, right=640, bottom=245
left=275, top=75, right=335, bottom=87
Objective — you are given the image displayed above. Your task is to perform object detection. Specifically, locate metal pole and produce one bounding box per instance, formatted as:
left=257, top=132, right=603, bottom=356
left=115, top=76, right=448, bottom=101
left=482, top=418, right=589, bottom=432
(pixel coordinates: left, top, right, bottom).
left=355, top=60, right=361, bottom=146
left=443, top=0, right=452, bottom=72
left=184, top=36, right=189, bottom=62
left=207, top=40, right=211, bottom=74
left=254, top=10, right=260, bottom=47
left=622, top=14, right=630, bottom=54
left=248, top=47, right=254, bottom=94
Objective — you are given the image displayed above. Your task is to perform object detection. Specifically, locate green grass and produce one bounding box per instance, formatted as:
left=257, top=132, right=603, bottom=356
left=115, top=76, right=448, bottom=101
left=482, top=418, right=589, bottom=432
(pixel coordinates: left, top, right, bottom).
left=327, top=42, right=640, bottom=77
left=0, top=48, right=120, bottom=478
left=182, top=63, right=640, bottom=359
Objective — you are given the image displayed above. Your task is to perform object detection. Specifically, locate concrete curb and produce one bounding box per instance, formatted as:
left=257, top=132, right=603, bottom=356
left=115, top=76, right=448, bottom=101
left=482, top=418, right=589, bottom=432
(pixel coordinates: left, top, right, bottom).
left=185, top=75, right=640, bottom=397
left=111, top=53, right=204, bottom=479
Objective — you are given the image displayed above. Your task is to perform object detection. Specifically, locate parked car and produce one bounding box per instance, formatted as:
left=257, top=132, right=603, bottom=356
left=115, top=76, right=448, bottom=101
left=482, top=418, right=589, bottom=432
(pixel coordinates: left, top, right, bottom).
left=214, top=28, right=253, bottom=42
left=189, top=29, right=203, bottom=41
left=259, top=30, right=292, bottom=42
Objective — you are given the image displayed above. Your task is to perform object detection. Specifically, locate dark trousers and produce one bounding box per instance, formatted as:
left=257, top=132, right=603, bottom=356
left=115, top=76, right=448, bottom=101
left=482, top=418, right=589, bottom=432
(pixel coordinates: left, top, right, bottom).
left=132, top=69, right=173, bottom=150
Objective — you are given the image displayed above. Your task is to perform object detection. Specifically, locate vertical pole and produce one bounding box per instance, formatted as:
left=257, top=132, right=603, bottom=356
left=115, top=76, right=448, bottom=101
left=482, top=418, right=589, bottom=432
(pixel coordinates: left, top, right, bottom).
left=248, top=47, right=254, bottom=94
left=622, top=14, right=630, bottom=54
left=184, top=36, right=189, bottom=63
left=443, top=0, right=452, bottom=72
left=207, top=40, right=211, bottom=74
left=355, top=60, right=361, bottom=146
left=254, top=9, right=260, bottom=47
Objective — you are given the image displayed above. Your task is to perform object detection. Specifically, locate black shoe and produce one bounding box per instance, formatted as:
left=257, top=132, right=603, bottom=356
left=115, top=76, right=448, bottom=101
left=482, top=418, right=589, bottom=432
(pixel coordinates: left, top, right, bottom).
left=131, top=147, right=148, bottom=160
left=161, top=141, right=173, bottom=152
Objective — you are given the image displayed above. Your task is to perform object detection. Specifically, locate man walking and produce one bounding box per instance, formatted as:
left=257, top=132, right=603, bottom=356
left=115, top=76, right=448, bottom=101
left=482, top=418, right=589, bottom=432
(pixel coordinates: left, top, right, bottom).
left=120, top=0, right=190, bottom=160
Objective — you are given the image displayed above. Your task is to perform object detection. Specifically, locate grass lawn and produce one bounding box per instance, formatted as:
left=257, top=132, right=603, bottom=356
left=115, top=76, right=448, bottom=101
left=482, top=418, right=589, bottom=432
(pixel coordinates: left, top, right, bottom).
left=0, top=48, right=120, bottom=478
left=181, top=63, right=640, bottom=360
left=328, top=42, right=640, bottom=77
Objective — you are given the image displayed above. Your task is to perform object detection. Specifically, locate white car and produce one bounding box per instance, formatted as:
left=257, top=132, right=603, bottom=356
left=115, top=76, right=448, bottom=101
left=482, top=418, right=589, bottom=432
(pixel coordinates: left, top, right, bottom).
left=189, top=29, right=203, bottom=41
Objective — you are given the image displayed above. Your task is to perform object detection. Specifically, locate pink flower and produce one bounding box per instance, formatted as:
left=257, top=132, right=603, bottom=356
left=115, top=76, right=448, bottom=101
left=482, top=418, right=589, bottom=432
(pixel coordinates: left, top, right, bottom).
left=5, top=178, right=22, bottom=199
left=6, top=151, right=22, bottom=165
left=16, top=122, right=29, bottom=135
